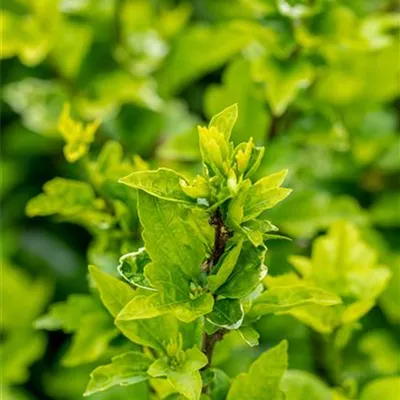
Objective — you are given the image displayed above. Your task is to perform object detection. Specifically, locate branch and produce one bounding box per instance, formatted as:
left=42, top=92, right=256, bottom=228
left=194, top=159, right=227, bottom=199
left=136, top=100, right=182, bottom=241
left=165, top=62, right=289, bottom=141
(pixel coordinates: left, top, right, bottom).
left=201, top=208, right=230, bottom=391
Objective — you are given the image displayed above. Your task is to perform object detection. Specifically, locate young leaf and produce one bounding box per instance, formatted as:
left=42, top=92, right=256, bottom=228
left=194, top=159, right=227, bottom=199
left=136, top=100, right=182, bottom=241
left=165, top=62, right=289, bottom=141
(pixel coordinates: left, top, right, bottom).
left=216, top=243, right=267, bottom=299
left=116, top=315, right=179, bottom=354
left=157, top=25, right=251, bottom=96
left=209, top=103, right=238, bottom=140
left=61, top=316, right=118, bottom=367
left=209, top=368, right=231, bottom=400
left=227, top=340, right=288, bottom=400
left=89, top=265, right=135, bottom=317
left=26, top=178, right=95, bottom=217
left=84, top=351, right=151, bottom=396
left=117, top=262, right=214, bottom=323
left=35, top=294, right=118, bottom=366
left=248, top=285, right=341, bottom=320
left=281, top=370, right=332, bottom=400
left=360, top=377, right=400, bottom=400
left=148, top=347, right=208, bottom=400
left=198, top=125, right=231, bottom=176
left=206, top=299, right=244, bottom=330
left=119, top=168, right=194, bottom=204
left=205, top=58, right=269, bottom=145
left=118, top=248, right=155, bottom=291
left=138, top=192, right=212, bottom=283
left=58, top=103, right=100, bottom=163
left=238, top=326, right=260, bottom=347
left=208, top=239, right=244, bottom=293
left=168, top=371, right=203, bottom=400
left=243, top=170, right=292, bottom=222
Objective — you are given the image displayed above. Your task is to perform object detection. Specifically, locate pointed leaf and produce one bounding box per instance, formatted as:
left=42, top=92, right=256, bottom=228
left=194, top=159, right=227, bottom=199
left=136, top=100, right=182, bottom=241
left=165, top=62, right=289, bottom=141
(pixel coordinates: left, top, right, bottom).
left=84, top=351, right=151, bottom=396
left=227, top=340, right=288, bottom=400
left=244, top=170, right=292, bottom=222
left=119, top=168, right=194, bottom=204
left=216, top=243, right=267, bottom=299
left=207, top=299, right=244, bottom=330
left=89, top=265, right=135, bottom=318
left=248, top=285, right=341, bottom=320
left=209, top=104, right=238, bottom=140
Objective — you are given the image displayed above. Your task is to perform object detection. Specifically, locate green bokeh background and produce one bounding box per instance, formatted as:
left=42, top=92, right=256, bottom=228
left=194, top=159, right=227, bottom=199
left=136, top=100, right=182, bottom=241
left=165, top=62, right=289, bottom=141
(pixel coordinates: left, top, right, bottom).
left=1, top=0, right=399, bottom=399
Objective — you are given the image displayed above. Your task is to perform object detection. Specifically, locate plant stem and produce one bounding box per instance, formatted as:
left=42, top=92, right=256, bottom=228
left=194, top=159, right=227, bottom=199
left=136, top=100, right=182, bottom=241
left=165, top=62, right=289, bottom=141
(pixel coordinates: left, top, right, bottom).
left=202, top=329, right=226, bottom=366
left=201, top=208, right=230, bottom=392
left=203, top=208, right=230, bottom=274
left=312, top=330, right=343, bottom=387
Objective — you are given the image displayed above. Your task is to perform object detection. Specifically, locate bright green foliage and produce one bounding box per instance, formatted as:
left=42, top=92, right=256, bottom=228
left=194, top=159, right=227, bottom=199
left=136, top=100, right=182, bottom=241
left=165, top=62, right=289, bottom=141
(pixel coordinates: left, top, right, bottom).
left=4, top=0, right=398, bottom=395
left=359, top=377, right=400, bottom=400
left=1, top=263, right=52, bottom=385
left=114, top=105, right=294, bottom=337
left=264, top=221, right=391, bottom=334
left=30, top=104, right=397, bottom=400
left=84, top=351, right=151, bottom=396
left=120, top=168, right=195, bottom=204
left=148, top=347, right=208, bottom=400
left=281, top=370, right=332, bottom=400
left=227, top=340, right=288, bottom=400
left=58, top=103, right=100, bottom=163
left=247, top=285, right=341, bottom=320
left=35, top=294, right=118, bottom=366
left=48, top=104, right=301, bottom=399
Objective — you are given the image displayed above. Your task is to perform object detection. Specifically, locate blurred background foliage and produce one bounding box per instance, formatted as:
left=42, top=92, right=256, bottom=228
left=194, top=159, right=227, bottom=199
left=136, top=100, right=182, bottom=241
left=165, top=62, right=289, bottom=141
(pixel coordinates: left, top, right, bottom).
left=1, top=0, right=399, bottom=399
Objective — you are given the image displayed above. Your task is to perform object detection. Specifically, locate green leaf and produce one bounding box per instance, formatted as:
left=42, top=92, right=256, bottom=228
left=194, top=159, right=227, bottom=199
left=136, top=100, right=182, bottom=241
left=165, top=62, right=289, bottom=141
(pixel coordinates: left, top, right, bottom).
left=26, top=178, right=95, bottom=217
left=205, top=58, right=270, bottom=144
left=119, top=168, right=194, bottom=204
left=209, top=368, right=231, bottom=400
left=340, top=300, right=375, bottom=324
left=117, top=285, right=214, bottom=324
left=89, top=265, right=135, bottom=318
left=255, top=56, right=314, bottom=116
left=305, top=221, right=391, bottom=300
left=117, top=292, right=168, bottom=320
left=158, top=24, right=251, bottom=96
left=148, top=347, right=208, bottom=400
left=116, top=315, right=179, bottom=354
left=209, top=104, right=238, bottom=140
left=198, top=124, right=231, bottom=177
left=279, top=304, right=337, bottom=334
left=267, top=190, right=368, bottom=239
left=359, top=330, right=400, bottom=375
left=118, top=248, right=154, bottom=291
left=216, top=243, right=267, bottom=299
left=281, top=370, right=332, bottom=400
left=244, top=170, right=292, bottom=222
left=50, top=20, right=92, bottom=79
left=371, top=192, right=400, bottom=227
left=58, top=103, right=100, bottom=163
left=168, top=371, right=202, bottom=400
left=380, top=255, right=400, bottom=324
left=62, top=314, right=118, bottom=367
left=35, top=294, right=101, bottom=332
left=2, top=78, right=67, bottom=135
left=238, top=326, right=260, bottom=347
left=117, top=192, right=214, bottom=322
left=1, top=330, right=46, bottom=385
left=360, top=377, right=400, bottom=400
left=207, top=299, right=244, bottom=330
left=248, top=285, right=341, bottom=320
left=35, top=294, right=118, bottom=366
left=208, top=239, right=244, bottom=293
left=84, top=351, right=151, bottom=396
left=1, top=262, right=52, bottom=330
left=138, top=192, right=212, bottom=283
left=227, top=340, right=288, bottom=400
